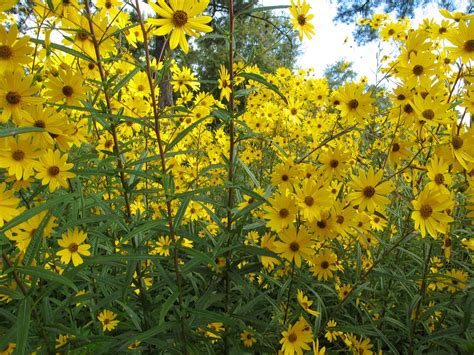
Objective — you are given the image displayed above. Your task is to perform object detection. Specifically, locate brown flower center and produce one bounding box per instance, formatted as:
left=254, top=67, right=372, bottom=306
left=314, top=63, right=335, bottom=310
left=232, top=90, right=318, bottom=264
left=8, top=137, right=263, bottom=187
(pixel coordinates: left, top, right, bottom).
left=12, top=150, right=25, bottom=161
left=48, top=166, right=60, bottom=176
left=304, top=196, right=314, bottom=206
left=321, top=260, right=329, bottom=269
left=420, top=204, right=433, bottom=218
left=279, top=208, right=289, bottom=218
left=290, top=108, right=298, bottom=115
left=281, top=174, right=289, bottom=182
left=105, top=0, right=112, bottom=9
left=439, top=27, right=447, bottom=34
left=288, top=332, right=297, bottom=343
left=77, top=32, right=89, bottom=41
left=62, top=85, right=74, bottom=97
left=330, top=159, right=339, bottom=168
left=88, top=63, right=95, bottom=70
left=392, top=143, right=400, bottom=152
left=434, top=173, right=444, bottom=185
left=173, top=10, right=188, bottom=27
left=348, top=99, right=359, bottom=109
left=297, top=14, right=306, bottom=26
left=412, top=65, right=424, bottom=76
left=403, top=103, right=414, bottom=114
left=6, top=91, right=21, bottom=105
left=388, top=28, right=395, bottom=35
left=34, top=120, right=46, bottom=128
left=316, top=220, right=326, bottom=229
left=104, top=140, right=113, bottom=148
left=289, top=241, right=300, bottom=252
left=451, top=136, right=463, bottom=149
left=397, top=94, right=406, bottom=101
left=422, top=109, right=435, bottom=120
left=0, top=45, right=12, bottom=59
left=68, top=243, right=79, bottom=252
left=363, top=186, right=375, bottom=198
left=336, top=215, right=344, bottom=224
left=464, top=39, right=474, bottom=52
left=104, top=318, right=110, bottom=324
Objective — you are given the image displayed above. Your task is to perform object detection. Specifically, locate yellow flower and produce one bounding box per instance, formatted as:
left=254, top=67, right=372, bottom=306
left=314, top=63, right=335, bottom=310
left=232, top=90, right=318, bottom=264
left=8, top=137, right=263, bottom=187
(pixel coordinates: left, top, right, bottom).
left=274, top=227, right=314, bottom=268
left=0, top=71, right=42, bottom=123
left=297, top=289, right=320, bottom=316
left=0, top=136, right=42, bottom=180
left=264, top=192, right=297, bottom=232
left=0, top=343, right=16, bottom=355
left=0, top=182, right=22, bottom=228
left=347, top=168, right=394, bottom=213
left=334, top=82, right=374, bottom=124
left=36, top=150, right=75, bottom=192
left=0, top=24, right=32, bottom=73
left=57, top=228, right=91, bottom=267
left=446, top=20, right=474, bottom=64
left=97, top=309, right=120, bottom=332
left=259, top=233, right=280, bottom=271
left=171, top=66, right=200, bottom=94
left=310, top=249, right=338, bottom=281
left=218, top=65, right=232, bottom=102
left=240, top=329, right=257, bottom=348
left=289, top=0, right=315, bottom=41
left=295, top=179, right=332, bottom=222
left=411, top=186, right=454, bottom=238
left=44, top=68, right=87, bottom=106
left=280, top=316, right=313, bottom=355
left=148, top=0, right=213, bottom=53
left=443, top=269, right=469, bottom=293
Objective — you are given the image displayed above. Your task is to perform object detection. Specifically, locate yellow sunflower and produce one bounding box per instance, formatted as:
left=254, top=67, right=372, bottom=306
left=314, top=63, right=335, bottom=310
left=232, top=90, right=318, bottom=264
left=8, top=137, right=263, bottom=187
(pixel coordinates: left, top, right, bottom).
left=44, top=68, right=87, bottom=106
left=36, top=149, right=76, bottom=192
left=0, top=24, right=32, bottom=73
left=57, top=228, right=91, bottom=266
left=148, top=0, right=213, bottom=53
left=289, top=0, right=315, bottom=41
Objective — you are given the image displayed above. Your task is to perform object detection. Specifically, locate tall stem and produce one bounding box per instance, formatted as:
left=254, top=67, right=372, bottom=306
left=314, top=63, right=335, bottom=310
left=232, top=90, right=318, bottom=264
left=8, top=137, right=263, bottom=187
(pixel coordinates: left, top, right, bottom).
left=133, top=1, right=188, bottom=352
left=224, top=0, right=235, bottom=353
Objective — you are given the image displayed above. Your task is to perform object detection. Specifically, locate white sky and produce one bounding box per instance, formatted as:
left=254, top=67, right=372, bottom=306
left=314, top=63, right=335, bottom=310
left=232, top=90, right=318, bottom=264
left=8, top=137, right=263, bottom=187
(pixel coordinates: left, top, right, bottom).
left=261, top=0, right=470, bottom=83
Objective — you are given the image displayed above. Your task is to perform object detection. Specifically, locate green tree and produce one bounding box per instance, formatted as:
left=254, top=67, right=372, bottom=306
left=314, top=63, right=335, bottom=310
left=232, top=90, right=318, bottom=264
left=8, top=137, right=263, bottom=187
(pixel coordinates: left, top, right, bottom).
left=334, top=0, right=474, bottom=44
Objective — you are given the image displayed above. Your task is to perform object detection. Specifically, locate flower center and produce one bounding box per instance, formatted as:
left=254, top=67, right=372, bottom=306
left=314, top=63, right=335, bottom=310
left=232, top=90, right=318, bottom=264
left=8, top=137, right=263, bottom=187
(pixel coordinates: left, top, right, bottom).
left=317, top=220, right=326, bottom=229
left=422, top=109, right=434, bottom=120
left=388, top=28, right=395, bottom=35
left=48, top=166, right=60, bottom=176
left=297, top=15, right=306, bottom=26
left=397, top=94, right=406, bottom=101
left=392, top=143, right=400, bottom=152
left=0, top=45, right=13, bottom=59
left=105, top=140, right=113, bottom=148
left=348, top=99, right=359, bottom=109
left=104, top=318, right=110, bottom=324
left=321, top=260, right=329, bottom=269
left=279, top=208, right=289, bottom=218
left=434, top=173, right=444, bottom=185
left=77, top=32, right=89, bottom=41
left=281, top=174, right=289, bottom=181
left=105, top=0, right=112, bottom=9
left=464, top=39, right=474, bottom=52
left=363, top=186, right=375, bottom=198
left=173, top=10, right=188, bottom=27
left=420, top=204, right=433, bottom=218
left=336, top=215, right=344, bottom=224
left=68, top=243, right=79, bottom=252
left=439, top=27, right=447, bottom=34
left=12, top=150, right=25, bottom=161
left=412, top=65, right=424, bottom=76
left=88, top=63, right=95, bottom=70
left=304, top=196, right=314, bottom=206
left=6, top=91, right=21, bottom=105
left=288, top=332, right=297, bottom=343
left=62, top=85, right=74, bottom=97
left=34, top=120, right=46, bottom=128
left=403, top=103, right=414, bottom=114
left=330, top=159, right=339, bottom=168
left=451, top=136, right=463, bottom=149
left=289, top=241, right=300, bottom=252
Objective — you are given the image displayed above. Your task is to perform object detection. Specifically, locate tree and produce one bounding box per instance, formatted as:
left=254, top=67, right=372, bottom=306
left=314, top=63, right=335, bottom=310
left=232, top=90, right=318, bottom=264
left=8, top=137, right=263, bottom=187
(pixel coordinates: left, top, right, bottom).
left=333, top=0, right=474, bottom=44
left=324, top=60, right=357, bottom=89
left=185, top=11, right=301, bottom=91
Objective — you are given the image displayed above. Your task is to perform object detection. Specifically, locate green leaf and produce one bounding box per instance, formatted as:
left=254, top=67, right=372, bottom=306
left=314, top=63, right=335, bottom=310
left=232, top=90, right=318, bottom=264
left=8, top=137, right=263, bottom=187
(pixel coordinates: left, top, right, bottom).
left=166, top=115, right=210, bottom=152
left=239, top=72, right=288, bottom=103
left=159, top=289, right=179, bottom=326
left=110, top=67, right=140, bottom=97
left=189, top=309, right=241, bottom=328
left=16, top=298, right=32, bottom=355
left=0, top=193, right=77, bottom=233
left=30, top=38, right=93, bottom=62
left=16, top=266, right=78, bottom=291
left=0, top=127, right=45, bottom=138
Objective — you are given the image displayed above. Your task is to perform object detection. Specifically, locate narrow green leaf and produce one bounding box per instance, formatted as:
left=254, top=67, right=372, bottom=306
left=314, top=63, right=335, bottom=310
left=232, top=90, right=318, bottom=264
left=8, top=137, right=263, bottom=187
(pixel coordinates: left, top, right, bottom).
left=0, top=193, right=77, bottom=233
left=159, top=290, right=179, bottom=326
left=110, top=67, right=140, bottom=97
left=16, top=266, right=78, bottom=291
left=0, top=127, right=45, bottom=138
left=166, top=115, right=210, bottom=152
left=16, top=298, right=32, bottom=355
left=30, top=38, right=93, bottom=62
left=239, top=72, right=288, bottom=104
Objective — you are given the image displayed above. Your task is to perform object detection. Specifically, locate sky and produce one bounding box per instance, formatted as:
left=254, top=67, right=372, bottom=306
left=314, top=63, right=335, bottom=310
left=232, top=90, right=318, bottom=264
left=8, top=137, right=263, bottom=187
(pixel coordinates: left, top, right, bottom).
left=261, top=0, right=470, bottom=82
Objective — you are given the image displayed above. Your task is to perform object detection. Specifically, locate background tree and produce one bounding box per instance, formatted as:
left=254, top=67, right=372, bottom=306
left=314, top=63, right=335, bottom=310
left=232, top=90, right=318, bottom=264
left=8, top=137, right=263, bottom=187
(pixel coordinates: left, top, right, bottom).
left=333, top=0, right=474, bottom=44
